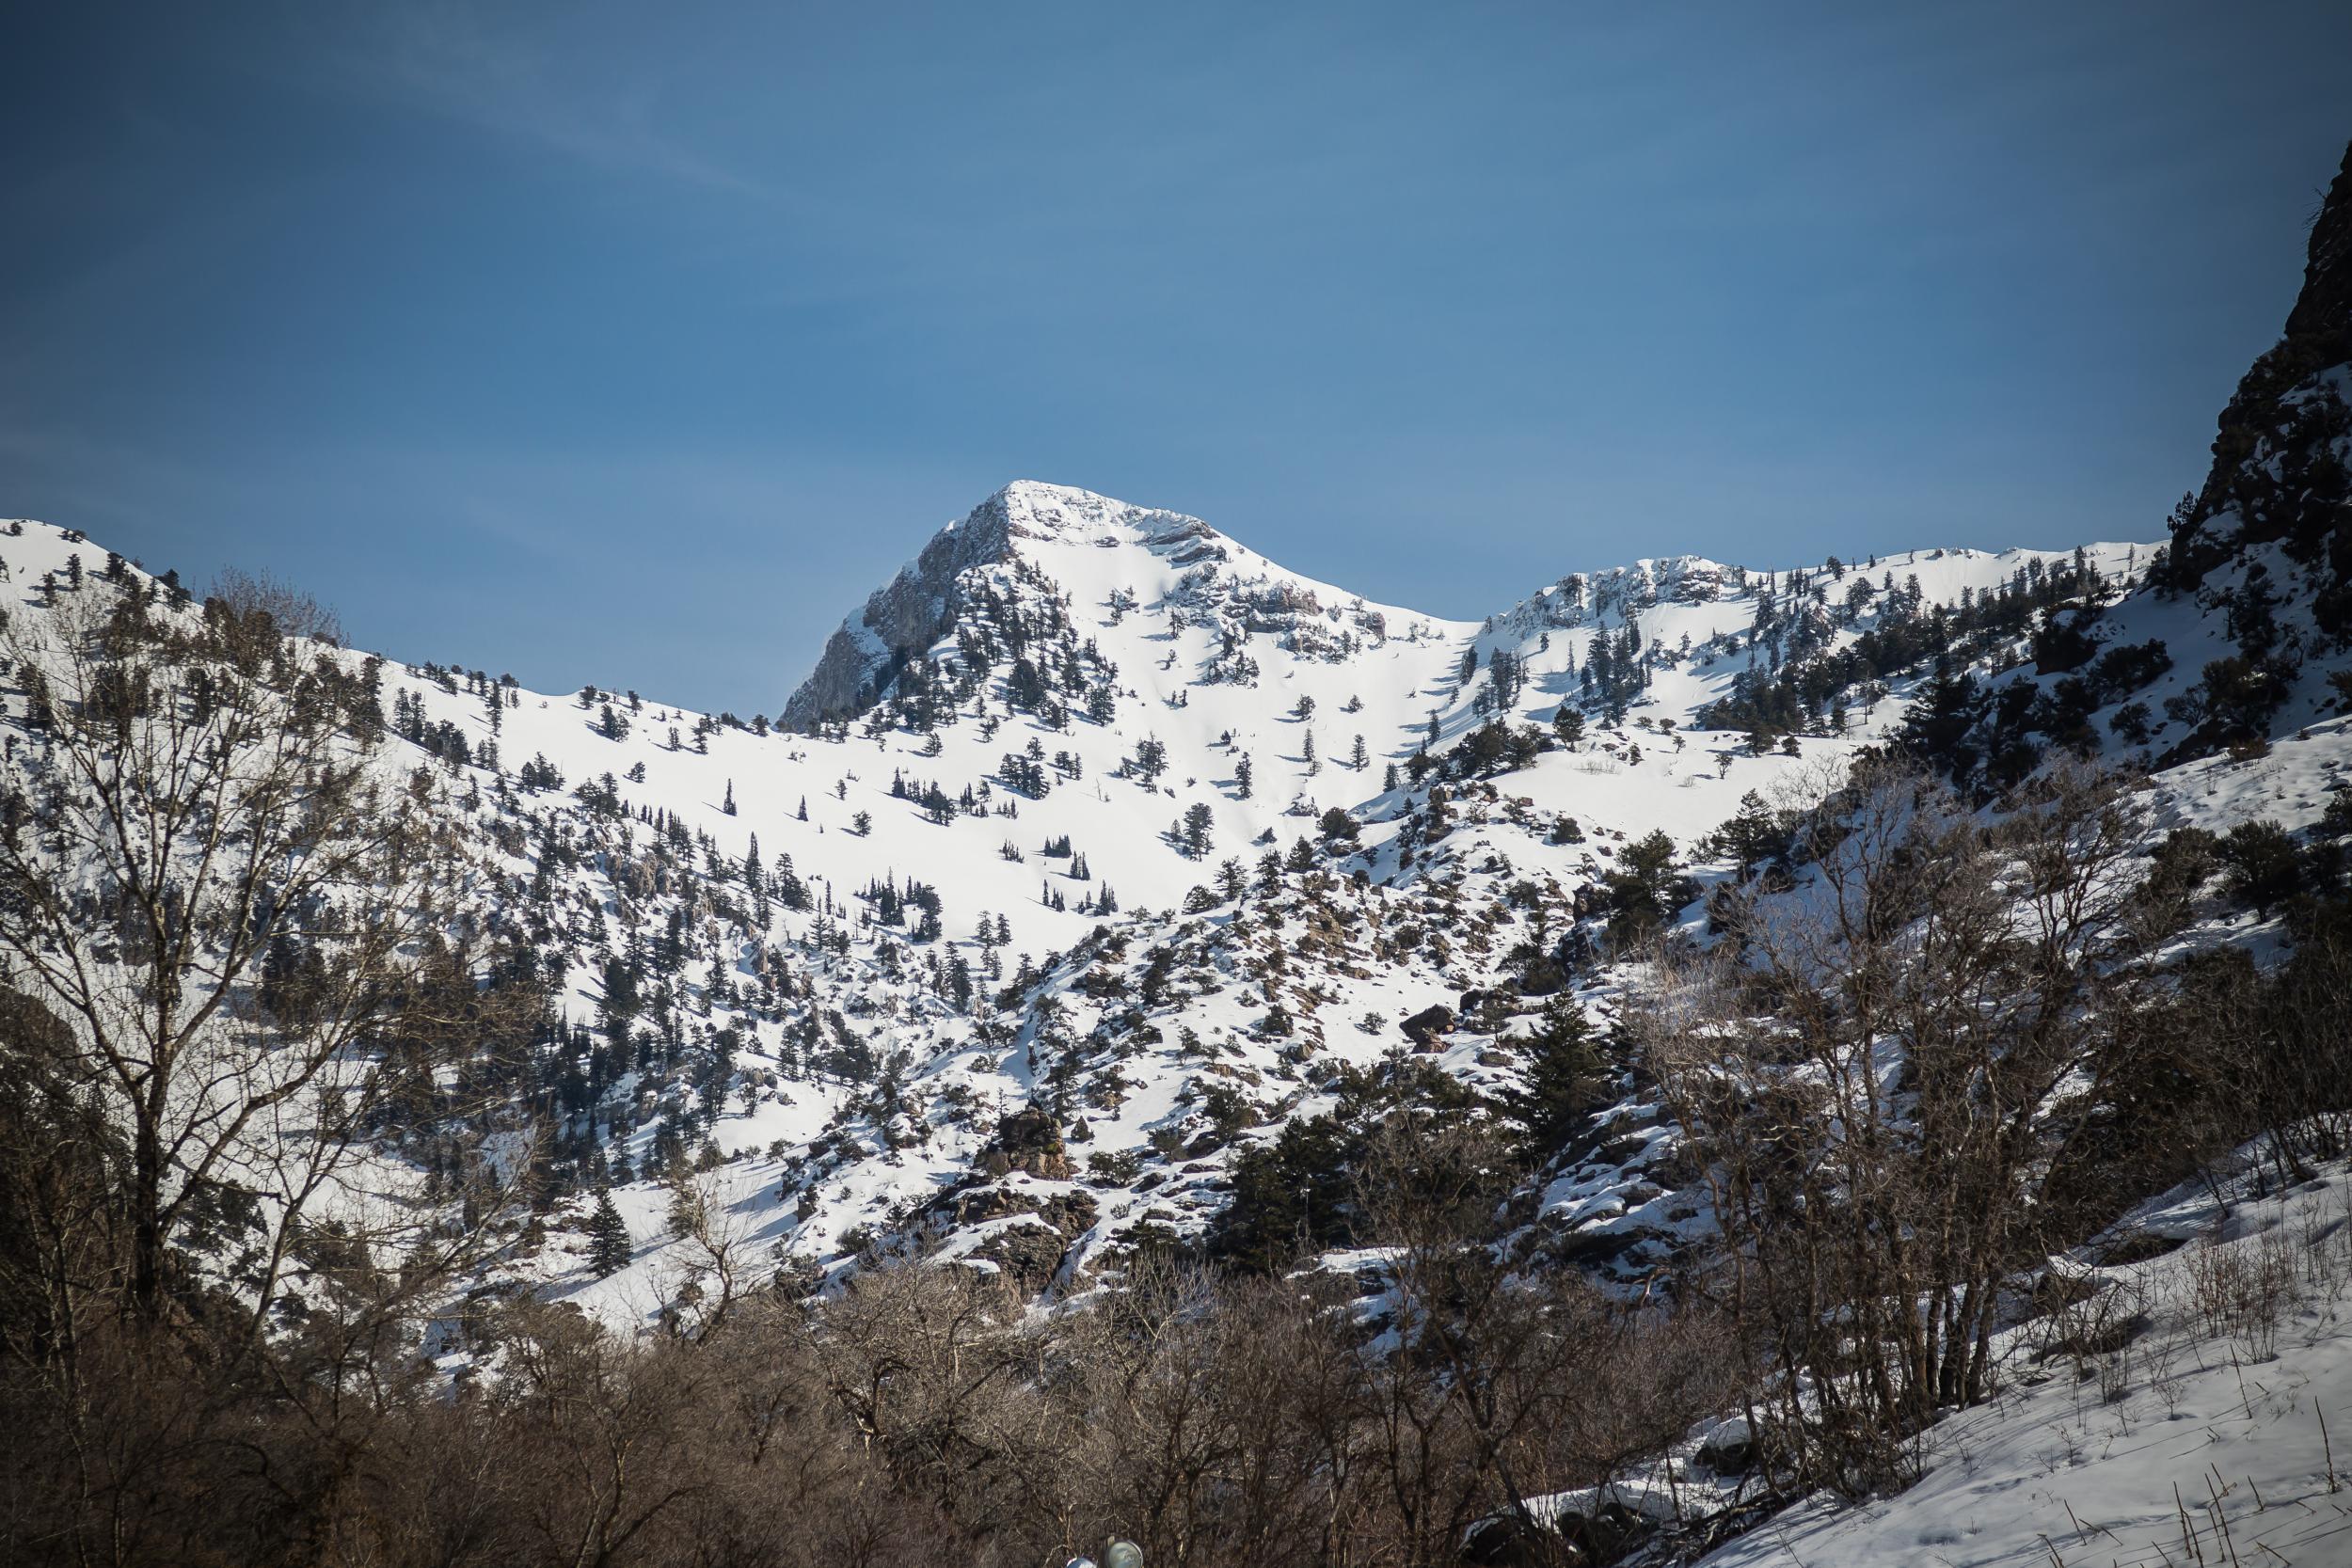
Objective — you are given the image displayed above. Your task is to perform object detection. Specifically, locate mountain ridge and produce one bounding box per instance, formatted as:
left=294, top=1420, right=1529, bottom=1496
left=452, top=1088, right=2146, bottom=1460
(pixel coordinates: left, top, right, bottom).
left=0, top=492, right=2178, bottom=1315
left=0, top=485, right=2177, bottom=1302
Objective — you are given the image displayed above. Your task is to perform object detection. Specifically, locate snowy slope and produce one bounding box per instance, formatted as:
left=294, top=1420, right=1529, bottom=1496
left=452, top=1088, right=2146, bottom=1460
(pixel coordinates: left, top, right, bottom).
left=363, top=506, right=2186, bottom=1320
left=1692, top=1152, right=2352, bottom=1568
left=1, top=487, right=2185, bottom=1330
left=0, top=482, right=2192, bottom=1335
left=1361, top=540, right=2154, bottom=885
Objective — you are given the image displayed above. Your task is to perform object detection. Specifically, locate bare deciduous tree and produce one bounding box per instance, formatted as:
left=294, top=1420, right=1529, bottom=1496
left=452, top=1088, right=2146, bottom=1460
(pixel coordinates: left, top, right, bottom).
left=1642, top=759, right=2154, bottom=1491
left=0, top=587, right=482, bottom=1326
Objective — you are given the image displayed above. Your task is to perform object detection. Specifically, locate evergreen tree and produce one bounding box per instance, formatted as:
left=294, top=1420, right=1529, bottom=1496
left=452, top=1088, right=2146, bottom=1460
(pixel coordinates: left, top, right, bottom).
left=1498, top=998, right=1599, bottom=1162
left=1711, top=789, right=1788, bottom=879
left=1602, top=830, right=1686, bottom=944
left=587, top=1190, right=631, bottom=1277
left=1182, top=801, right=1215, bottom=859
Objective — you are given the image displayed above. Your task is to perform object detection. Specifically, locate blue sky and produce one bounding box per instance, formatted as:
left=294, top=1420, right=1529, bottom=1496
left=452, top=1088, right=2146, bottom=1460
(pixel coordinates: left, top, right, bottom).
left=5, top=2, right=2347, bottom=713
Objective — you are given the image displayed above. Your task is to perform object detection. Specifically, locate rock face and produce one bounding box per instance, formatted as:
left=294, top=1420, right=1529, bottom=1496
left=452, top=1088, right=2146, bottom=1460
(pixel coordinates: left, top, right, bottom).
left=970, top=1212, right=1094, bottom=1297
left=783, top=479, right=1242, bottom=728
left=782, top=489, right=1020, bottom=729
left=2280, top=142, right=2352, bottom=381
left=977, top=1105, right=1072, bottom=1180
left=2166, top=138, right=2352, bottom=594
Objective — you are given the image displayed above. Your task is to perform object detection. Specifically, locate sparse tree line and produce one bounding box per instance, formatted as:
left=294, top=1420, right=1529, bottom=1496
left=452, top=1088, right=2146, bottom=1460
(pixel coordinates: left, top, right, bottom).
left=1698, top=548, right=2122, bottom=756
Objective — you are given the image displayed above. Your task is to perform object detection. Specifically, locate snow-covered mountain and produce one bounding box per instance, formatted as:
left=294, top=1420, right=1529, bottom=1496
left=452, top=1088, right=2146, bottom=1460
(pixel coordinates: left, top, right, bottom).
left=0, top=471, right=2184, bottom=1326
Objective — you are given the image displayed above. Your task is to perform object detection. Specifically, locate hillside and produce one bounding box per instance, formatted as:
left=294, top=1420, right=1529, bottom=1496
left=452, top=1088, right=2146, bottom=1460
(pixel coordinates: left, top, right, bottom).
left=0, top=491, right=2170, bottom=1322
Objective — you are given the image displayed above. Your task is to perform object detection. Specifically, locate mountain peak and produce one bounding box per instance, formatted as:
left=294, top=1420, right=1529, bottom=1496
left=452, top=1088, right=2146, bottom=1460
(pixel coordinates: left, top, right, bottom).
left=783, top=481, right=1241, bottom=728
left=986, top=479, right=1227, bottom=555
left=989, top=478, right=1128, bottom=530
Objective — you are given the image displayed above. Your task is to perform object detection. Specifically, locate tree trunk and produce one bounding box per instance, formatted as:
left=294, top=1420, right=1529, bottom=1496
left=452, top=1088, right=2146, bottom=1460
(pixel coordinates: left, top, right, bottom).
left=131, top=1117, right=165, bottom=1322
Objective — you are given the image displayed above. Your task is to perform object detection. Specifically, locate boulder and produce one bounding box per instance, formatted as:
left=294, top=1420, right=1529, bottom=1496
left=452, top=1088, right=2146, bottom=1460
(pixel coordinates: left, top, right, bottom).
left=1401, top=1003, right=1455, bottom=1047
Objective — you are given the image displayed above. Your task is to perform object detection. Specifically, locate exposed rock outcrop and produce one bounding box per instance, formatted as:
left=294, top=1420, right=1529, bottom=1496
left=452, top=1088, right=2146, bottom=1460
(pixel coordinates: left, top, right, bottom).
left=2165, top=139, right=2352, bottom=594
left=781, top=488, right=1021, bottom=728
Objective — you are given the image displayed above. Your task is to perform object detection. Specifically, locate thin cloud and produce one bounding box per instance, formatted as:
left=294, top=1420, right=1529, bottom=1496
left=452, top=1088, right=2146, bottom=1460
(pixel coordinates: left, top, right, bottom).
left=294, top=0, right=776, bottom=200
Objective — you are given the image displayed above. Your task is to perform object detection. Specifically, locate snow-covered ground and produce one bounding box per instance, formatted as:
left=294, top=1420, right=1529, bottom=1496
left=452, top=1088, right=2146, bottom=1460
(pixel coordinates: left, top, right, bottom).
left=1693, top=1149, right=2352, bottom=1568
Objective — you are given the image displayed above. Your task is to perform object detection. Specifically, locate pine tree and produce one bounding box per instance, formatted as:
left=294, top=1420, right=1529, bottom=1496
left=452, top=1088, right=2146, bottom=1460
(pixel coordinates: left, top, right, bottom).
left=588, top=1190, right=631, bottom=1277
left=1182, top=801, right=1215, bottom=859
left=1498, top=999, right=1599, bottom=1162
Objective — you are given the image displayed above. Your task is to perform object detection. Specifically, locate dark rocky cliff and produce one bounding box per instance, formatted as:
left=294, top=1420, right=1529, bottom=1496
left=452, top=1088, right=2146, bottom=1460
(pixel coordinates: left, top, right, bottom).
left=781, top=490, right=1019, bottom=730
left=2165, top=139, right=2352, bottom=608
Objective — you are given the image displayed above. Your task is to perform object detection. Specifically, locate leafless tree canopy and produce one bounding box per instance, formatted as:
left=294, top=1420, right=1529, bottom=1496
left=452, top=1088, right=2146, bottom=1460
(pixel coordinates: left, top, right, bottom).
left=0, top=584, right=510, bottom=1334
left=208, top=563, right=343, bottom=647
left=1640, top=758, right=2352, bottom=1494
